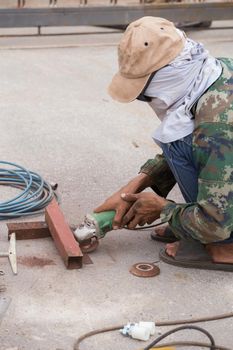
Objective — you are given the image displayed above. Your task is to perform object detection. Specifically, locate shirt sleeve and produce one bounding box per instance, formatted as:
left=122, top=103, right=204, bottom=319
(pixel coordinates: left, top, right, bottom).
left=139, top=153, right=176, bottom=198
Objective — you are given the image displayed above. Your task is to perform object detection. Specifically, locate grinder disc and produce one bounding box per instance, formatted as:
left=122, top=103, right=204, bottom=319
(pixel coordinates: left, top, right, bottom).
left=79, top=237, right=99, bottom=253
left=130, top=262, right=160, bottom=278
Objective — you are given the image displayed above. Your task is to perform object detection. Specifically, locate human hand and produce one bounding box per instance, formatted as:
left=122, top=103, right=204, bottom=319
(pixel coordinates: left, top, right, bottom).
left=94, top=173, right=151, bottom=229
left=121, top=192, right=168, bottom=229
left=94, top=192, right=131, bottom=229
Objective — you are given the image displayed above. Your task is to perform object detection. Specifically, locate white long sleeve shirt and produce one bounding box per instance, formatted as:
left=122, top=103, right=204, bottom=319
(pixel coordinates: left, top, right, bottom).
left=145, top=33, right=222, bottom=143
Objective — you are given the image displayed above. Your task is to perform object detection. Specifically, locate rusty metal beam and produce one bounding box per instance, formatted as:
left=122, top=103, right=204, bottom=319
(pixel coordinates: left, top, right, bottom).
left=0, top=3, right=232, bottom=28
left=7, top=221, right=50, bottom=240
left=45, top=199, right=83, bottom=269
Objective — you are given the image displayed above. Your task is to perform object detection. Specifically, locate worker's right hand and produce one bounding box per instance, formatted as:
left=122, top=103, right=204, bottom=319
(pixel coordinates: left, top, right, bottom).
left=94, top=173, right=151, bottom=229
left=94, top=193, right=132, bottom=229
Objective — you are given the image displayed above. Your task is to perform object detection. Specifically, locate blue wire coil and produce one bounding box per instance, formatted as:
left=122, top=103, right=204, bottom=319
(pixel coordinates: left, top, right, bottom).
left=0, top=161, right=54, bottom=219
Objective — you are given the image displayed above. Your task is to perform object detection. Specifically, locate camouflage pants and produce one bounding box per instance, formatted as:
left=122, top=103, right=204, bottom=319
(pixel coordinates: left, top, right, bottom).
left=140, top=58, right=233, bottom=244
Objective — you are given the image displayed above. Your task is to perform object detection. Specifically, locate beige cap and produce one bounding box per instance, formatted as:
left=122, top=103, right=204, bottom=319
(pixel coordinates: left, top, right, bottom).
left=108, top=16, right=185, bottom=103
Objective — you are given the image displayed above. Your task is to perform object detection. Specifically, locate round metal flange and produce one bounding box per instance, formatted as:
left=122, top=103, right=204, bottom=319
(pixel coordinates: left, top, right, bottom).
left=79, top=237, right=99, bottom=253
left=129, top=262, right=160, bottom=278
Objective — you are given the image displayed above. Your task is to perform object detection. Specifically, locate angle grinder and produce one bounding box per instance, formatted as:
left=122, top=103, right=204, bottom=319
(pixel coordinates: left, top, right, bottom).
left=74, top=211, right=115, bottom=251
left=74, top=211, right=161, bottom=277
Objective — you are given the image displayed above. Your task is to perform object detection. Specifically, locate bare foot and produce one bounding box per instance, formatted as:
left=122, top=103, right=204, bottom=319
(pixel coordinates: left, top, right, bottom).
left=206, top=243, right=233, bottom=264
left=154, top=224, right=168, bottom=237
left=165, top=242, right=180, bottom=257
left=166, top=241, right=233, bottom=264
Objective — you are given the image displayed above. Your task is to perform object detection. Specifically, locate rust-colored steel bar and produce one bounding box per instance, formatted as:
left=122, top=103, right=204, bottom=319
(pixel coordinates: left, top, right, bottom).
left=45, top=199, right=83, bottom=269
left=7, top=221, right=51, bottom=240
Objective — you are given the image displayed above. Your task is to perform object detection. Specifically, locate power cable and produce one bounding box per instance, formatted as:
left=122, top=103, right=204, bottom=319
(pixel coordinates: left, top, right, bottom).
left=144, top=325, right=215, bottom=350
left=73, top=311, right=233, bottom=350
left=128, top=222, right=164, bottom=230
left=0, top=161, right=54, bottom=219
left=150, top=342, right=231, bottom=349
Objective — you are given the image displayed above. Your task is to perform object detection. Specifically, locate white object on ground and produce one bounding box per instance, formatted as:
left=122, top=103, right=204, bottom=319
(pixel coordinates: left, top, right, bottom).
left=138, top=321, right=156, bottom=335
left=129, top=324, right=151, bottom=341
left=120, top=321, right=157, bottom=341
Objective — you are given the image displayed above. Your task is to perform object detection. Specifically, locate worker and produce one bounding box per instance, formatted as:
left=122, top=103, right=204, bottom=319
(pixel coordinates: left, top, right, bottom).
left=94, top=16, right=233, bottom=271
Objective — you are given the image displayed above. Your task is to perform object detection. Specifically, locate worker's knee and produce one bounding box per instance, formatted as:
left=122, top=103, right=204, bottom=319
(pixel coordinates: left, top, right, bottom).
left=211, top=226, right=232, bottom=242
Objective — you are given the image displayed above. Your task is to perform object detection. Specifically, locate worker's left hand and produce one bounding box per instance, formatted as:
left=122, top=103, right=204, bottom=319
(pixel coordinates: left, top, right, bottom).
left=121, top=192, right=169, bottom=229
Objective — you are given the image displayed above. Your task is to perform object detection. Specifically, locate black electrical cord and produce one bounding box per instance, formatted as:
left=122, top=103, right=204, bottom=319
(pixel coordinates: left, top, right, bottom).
left=124, top=221, right=164, bottom=231
left=144, top=325, right=215, bottom=350
left=129, top=222, right=163, bottom=230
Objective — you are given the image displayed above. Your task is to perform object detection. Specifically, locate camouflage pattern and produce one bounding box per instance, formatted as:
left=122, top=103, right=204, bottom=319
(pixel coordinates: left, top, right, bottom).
left=139, top=154, right=176, bottom=197
left=140, top=58, right=233, bottom=243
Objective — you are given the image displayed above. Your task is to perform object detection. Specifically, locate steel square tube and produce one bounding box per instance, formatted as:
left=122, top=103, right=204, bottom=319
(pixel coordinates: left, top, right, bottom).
left=45, top=199, right=83, bottom=269
left=7, top=221, right=51, bottom=240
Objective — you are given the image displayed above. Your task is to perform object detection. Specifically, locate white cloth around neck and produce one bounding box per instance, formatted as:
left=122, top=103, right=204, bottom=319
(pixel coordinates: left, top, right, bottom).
left=145, top=34, right=222, bottom=144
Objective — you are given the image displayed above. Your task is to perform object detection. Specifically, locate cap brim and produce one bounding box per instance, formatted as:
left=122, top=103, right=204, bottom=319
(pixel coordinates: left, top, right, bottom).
left=108, top=72, right=150, bottom=103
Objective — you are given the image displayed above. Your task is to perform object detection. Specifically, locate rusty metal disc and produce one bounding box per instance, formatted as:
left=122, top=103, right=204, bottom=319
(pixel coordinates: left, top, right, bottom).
left=79, top=237, right=99, bottom=253
left=129, top=262, right=160, bottom=278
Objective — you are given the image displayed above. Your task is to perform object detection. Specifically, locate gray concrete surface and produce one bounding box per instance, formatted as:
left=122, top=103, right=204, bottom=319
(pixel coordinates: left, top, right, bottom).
left=0, top=22, right=233, bottom=350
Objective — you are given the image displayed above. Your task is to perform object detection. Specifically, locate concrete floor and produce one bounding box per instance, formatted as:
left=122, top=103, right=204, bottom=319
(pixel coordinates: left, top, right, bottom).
left=0, top=22, right=233, bottom=350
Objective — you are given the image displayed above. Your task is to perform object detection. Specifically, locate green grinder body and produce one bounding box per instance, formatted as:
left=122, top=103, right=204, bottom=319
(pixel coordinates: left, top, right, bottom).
left=91, top=210, right=116, bottom=238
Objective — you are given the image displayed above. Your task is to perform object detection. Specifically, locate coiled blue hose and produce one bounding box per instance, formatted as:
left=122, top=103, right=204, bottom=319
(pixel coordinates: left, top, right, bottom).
left=0, top=161, right=54, bottom=220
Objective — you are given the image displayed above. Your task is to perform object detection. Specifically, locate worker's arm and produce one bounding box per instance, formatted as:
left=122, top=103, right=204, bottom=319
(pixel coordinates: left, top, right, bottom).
left=139, top=153, right=176, bottom=198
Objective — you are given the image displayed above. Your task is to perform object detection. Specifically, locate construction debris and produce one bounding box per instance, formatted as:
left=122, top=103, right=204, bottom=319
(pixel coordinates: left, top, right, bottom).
left=129, top=262, right=160, bottom=278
